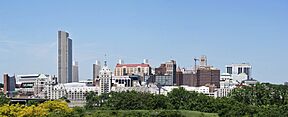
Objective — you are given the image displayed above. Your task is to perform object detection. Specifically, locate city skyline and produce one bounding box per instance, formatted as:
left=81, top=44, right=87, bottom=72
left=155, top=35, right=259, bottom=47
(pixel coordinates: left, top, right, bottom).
left=0, top=1, right=287, bottom=84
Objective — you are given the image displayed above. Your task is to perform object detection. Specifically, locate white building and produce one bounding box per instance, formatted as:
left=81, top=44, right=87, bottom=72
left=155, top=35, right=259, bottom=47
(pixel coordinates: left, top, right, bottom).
left=111, top=85, right=159, bottom=94
left=214, top=87, right=234, bottom=98
left=225, top=63, right=252, bottom=80
left=159, top=85, right=212, bottom=96
left=45, top=82, right=98, bottom=101
left=112, top=76, right=132, bottom=87
left=99, top=61, right=112, bottom=95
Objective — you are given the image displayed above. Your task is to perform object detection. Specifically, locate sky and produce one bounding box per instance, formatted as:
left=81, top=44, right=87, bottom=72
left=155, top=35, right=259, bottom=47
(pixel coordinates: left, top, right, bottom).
left=0, top=0, right=287, bottom=84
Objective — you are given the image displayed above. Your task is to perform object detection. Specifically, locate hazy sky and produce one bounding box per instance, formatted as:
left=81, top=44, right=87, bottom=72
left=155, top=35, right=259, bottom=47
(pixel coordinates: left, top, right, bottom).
left=0, top=0, right=287, bottom=83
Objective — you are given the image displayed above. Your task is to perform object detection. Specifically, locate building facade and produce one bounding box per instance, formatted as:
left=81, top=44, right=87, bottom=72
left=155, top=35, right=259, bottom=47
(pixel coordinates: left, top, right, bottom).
left=46, top=82, right=97, bottom=101
left=3, top=74, right=16, bottom=97
left=196, top=67, right=220, bottom=87
left=155, top=60, right=177, bottom=85
left=93, top=60, right=101, bottom=86
left=114, top=63, right=151, bottom=77
left=226, top=63, right=252, bottom=79
left=72, top=61, right=79, bottom=82
left=58, top=31, right=73, bottom=84
left=99, top=61, right=112, bottom=95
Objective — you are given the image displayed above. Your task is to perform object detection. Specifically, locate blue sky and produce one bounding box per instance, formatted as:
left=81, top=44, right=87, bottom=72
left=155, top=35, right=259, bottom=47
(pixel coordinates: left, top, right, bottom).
left=0, top=0, right=287, bottom=83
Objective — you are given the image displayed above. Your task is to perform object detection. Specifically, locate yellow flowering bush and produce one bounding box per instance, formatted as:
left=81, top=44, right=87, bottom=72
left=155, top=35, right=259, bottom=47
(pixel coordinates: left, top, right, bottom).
left=0, top=100, right=72, bottom=117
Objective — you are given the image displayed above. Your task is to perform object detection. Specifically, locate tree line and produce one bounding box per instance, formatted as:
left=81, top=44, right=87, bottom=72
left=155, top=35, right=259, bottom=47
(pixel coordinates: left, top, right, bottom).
left=86, top=83, right=288, bottom=117
left=1, top=83, right=287, bottom=117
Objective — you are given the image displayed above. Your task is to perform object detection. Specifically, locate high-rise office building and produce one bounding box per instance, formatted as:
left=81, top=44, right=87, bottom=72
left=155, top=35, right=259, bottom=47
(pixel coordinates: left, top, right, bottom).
left=72, top=61, right=79, bottom=82
left=58, top=31, right=73, bottom=84
left=93, top=60, right=101, bottom=86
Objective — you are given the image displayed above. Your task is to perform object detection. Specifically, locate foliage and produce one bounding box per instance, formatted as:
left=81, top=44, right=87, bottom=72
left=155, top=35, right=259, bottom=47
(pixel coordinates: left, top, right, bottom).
left=84, top=110, right=213, bottom=117
left=27, top=100, right=39, bottom=106
left=0, top=83, right=4, bottom=88
left=0, top=92, right=10, bottom=105
left=0, top=100, right=72, bottom=117
left=85, top=83, right=288, bottom=117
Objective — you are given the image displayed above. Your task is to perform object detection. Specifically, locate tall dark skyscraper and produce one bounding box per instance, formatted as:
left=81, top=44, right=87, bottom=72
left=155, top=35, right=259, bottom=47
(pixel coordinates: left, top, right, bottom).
left=58, top=31, right=72, bottom=84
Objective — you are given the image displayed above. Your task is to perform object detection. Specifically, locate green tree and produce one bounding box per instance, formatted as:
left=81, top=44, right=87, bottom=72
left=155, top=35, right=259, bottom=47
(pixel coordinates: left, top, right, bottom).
left=167, top=87, right=192, bottom=110
left=0, top=92, right=10, bottom=105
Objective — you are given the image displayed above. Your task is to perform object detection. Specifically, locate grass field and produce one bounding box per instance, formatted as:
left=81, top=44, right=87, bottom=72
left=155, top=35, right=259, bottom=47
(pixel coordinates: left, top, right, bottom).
left=84, top=110, right=219, bottom=117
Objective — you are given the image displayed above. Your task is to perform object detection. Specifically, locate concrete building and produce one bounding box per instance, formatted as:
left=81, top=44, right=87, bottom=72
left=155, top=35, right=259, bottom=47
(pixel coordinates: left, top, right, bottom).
left=155, top=60, right=177, bottom=85
left=214, top=87, right=234, bottom=98
left=220, top=73, right=234, bottom=88
left=154, top=75, right=173, bottom=86
left=112, top=76, right=132, bottom=87
left=177, top=56, right=220, bottom=87
left=114, top=60, right=151, bottom=77
left=226, top=63, right=252, bottom=79
left=196, top=67, right=220, bottom=87
left=15, top=74, right=50, bottom=97
left=46, top=82, right=97, bottom=101
left=3, top=74, right=16, bottom=97
left=160, top=85, right=214, bottom=96
left=58, top=31, right=73, bottom=84
left=72, top=61, right=79, bottom=82
left=181, top=69, right=197, bottom=86
left=93, top=60, right=101, bottom=86
left=79, top=79, right=94, bottom=86
left=175, top=67, right=183, bottom=86
left=99, top=61, right=112, bottom=95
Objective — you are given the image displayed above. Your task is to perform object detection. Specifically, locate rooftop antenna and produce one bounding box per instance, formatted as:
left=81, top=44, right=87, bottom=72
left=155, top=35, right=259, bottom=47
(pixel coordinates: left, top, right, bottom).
left=104, top=54, right=107, bottom=66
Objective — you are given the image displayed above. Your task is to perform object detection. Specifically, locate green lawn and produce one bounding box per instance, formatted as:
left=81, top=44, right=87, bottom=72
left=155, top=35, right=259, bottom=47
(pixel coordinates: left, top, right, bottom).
left=84, top=110, right=218, bottom=117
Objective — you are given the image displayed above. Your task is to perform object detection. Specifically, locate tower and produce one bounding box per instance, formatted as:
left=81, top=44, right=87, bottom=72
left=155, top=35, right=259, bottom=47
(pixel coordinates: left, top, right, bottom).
left=3, top=74, right=16, bottom=97
left=199, top=55, right=207, bottom=67
left=93, top=60, right=101, bottom=86
left=72, top=61, right=79, bottom=82
left=58, top=31, right=73, bottom=84
left=99, top=61, right=112, bottom=95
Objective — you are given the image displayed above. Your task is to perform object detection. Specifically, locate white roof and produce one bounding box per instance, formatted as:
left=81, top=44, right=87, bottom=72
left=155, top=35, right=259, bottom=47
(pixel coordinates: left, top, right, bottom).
left=64, top=82, right=87, bottom=87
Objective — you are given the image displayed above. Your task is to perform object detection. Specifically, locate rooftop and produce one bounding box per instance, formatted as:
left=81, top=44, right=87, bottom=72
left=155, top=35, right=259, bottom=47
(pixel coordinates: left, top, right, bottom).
left=116, top=64, right=150, bottom=67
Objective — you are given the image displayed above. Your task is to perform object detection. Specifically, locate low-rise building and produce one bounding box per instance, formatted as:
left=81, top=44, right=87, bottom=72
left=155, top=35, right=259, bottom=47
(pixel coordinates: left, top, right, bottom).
left=15, top=74, right=50, bottom=97
left=46, top=82, right=98, bottom=101
left=114, top=60, right=151, bottom=77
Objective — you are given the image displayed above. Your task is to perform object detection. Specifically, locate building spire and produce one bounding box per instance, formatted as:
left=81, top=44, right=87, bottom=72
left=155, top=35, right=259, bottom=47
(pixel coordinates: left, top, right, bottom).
left=104, top=54, right=107, bottom=67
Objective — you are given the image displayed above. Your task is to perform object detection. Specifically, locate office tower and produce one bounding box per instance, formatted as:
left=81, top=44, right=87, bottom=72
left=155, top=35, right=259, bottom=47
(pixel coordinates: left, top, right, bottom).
left=72, top=61, right=79, bottom=82
left=99, top=61, right=112, bottom=95
left=58, top=31, right=73, bottom=83
left=3, top=74, right=16, bottom=97
left=93, top=60, right=101, bottom=86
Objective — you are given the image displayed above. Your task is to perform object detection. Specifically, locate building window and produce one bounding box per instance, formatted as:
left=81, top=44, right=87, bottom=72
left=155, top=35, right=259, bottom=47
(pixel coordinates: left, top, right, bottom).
left=226, top=67, right=232, bottom=74
left=238, top=68, right=243, bottom=74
